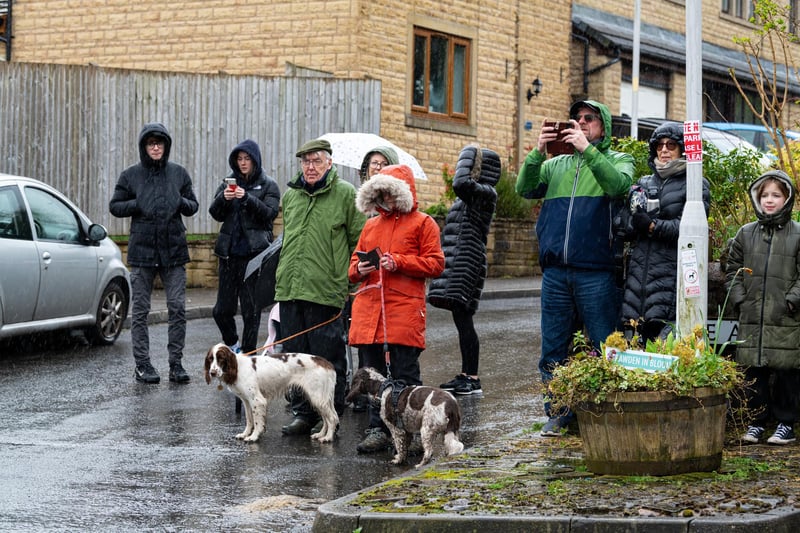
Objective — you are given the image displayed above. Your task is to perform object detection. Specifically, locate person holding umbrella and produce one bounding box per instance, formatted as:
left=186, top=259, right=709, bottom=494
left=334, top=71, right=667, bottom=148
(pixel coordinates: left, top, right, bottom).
left=348, top=164, right=445, bottom=453
left=359, top=146, right=398, bottom=184
left=209, top=139, right=280, bottom=355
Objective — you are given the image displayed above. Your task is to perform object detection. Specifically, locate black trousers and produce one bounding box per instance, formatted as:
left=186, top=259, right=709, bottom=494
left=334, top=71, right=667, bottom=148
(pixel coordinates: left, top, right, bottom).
left=212, top=256, right=261, bottom=353
left=280, top=300, right=348, bottom=419
left=452, top=308, right=479, bottom=376
left=745, top=366, right=800, bottom=426
left=360, top=343, right=422, bottom=431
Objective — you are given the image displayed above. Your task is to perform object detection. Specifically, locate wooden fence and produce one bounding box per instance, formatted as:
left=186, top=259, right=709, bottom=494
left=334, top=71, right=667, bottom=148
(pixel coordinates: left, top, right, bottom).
left=0, top=61, right=381, bottom=235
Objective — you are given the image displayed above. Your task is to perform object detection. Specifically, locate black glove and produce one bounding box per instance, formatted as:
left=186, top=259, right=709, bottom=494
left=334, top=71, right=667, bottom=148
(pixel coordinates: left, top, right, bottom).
left=632, top=212, right=653, bottom=236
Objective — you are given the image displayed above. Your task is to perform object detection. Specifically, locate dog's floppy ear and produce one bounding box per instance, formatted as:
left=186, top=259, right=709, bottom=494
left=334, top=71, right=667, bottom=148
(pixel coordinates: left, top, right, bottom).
left=345, top=369, right=367, bottom=403
left=204, top=347, right=214, bottom=384
left=218, top=345, right=238, bottom=385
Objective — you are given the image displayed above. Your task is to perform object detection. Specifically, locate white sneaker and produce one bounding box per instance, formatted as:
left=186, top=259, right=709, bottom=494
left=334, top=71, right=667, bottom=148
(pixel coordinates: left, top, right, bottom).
left=766, top=423, right=796, bottom=445
left=741, top=425, right=765, bottom=444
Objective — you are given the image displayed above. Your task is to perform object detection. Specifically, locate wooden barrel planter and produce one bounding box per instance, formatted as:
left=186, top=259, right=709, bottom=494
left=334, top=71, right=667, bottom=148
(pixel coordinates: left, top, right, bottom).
left=576, top=387, right=727, bottom=476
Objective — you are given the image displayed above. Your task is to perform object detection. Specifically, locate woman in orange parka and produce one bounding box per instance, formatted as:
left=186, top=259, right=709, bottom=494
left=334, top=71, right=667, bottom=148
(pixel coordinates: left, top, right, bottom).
left=348, top=163, right=445, bottom=454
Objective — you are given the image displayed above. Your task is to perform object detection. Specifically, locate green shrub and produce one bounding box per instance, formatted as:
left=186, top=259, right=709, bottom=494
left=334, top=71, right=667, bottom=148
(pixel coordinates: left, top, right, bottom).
left=422, top=159, right=535, bottom=220
left=611, top=136, right=764, bottom=260
left=611, top=137, right=651, bottom=180
left=495, top=166, right=536, bottom=219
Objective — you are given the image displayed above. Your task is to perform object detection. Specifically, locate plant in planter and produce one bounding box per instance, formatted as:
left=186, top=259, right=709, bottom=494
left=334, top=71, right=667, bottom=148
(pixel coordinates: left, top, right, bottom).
left=548, top=326, right=744, bottom=476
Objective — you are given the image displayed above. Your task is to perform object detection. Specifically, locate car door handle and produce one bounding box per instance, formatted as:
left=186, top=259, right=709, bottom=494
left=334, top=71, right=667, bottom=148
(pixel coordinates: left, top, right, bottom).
left=42, top=251, right=52, bottom=266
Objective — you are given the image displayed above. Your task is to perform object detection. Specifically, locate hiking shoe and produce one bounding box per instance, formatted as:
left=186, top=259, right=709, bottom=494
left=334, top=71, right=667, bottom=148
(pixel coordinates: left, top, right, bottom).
left=356, top=427, right=392, bottom=453
left=281, top=417, right=313, bottom=436
left=741, top=425, right=765, bottom=444
left=541, top=416, right=569, bottom=437
left=453, top=376, right=482, bottom=395
left=134, top=363, right=160, bottom=384
left=767, top=423, right=796, bottom=445
left=169, top=363, right=190, bottom=383
left=439, top=375, right=467, bottom=390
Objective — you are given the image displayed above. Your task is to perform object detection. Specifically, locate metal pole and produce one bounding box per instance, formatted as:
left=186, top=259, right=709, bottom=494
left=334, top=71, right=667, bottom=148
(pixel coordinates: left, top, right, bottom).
left=517, top=61, right=525, bottom=170
left=676, top=0, right=708, bottom=337
left=631, top=0, right=640, bottom=139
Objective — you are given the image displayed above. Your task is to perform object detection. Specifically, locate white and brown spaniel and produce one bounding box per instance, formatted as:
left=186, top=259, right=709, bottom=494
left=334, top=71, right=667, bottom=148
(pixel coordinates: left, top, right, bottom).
left=345, top=367, right=464, bottom=468
left=204, top=343, right=339, bottom=443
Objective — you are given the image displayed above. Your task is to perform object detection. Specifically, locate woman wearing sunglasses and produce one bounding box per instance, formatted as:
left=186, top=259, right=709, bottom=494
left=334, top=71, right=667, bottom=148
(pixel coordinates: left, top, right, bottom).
left=620, top=122, right=710, bottom=342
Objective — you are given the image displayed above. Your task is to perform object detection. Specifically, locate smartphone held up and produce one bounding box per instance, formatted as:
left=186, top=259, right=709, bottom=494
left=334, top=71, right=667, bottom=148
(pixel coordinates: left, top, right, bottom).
left=544, top=120, right=573, bottom=156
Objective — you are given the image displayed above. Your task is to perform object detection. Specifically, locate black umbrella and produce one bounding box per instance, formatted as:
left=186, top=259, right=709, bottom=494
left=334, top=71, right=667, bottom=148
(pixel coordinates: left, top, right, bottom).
left=244, top=234, right=282, bottom=310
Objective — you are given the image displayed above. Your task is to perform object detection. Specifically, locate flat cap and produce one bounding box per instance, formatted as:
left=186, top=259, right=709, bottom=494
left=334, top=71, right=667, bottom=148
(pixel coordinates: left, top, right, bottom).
left=295, top=138, right=333, bottom=158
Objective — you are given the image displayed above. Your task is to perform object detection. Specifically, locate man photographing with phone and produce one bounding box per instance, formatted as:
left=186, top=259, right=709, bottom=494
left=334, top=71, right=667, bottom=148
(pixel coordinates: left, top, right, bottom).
left=515, top=100, right=633, bottom=437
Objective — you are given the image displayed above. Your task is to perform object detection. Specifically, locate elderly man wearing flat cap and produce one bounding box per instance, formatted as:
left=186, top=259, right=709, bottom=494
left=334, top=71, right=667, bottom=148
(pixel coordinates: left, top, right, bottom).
left=276, top=138, right=367, bottom=437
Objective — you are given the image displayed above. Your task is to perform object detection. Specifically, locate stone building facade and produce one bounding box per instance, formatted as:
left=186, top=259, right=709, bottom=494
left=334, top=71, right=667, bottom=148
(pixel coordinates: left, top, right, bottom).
left=6, top=1, right=798, bottom=203
left=4, top=1, right=800, bottom=288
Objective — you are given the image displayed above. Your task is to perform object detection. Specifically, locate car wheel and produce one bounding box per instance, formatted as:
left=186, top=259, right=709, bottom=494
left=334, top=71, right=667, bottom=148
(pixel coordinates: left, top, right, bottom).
left=85, top=280, right=128, bottom=345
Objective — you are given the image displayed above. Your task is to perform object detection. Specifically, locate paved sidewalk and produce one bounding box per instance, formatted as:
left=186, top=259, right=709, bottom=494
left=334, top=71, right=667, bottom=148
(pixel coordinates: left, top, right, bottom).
left=143, top=276, right=542, bottom=325
left=142, top=275, right=800, bottom=531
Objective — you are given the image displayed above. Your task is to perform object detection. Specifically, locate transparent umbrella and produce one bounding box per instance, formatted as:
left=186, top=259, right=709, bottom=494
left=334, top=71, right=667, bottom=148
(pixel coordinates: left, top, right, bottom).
left=318, top=132, right=428, bottom=180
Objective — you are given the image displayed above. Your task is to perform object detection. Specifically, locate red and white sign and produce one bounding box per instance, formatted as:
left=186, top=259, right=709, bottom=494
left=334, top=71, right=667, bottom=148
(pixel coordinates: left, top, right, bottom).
left=683, top=120, right=702, bottom=163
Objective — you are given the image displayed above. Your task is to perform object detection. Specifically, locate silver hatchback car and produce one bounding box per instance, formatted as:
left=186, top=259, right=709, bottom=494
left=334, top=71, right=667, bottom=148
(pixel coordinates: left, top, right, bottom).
left=0, top=174, right=130, bottom=344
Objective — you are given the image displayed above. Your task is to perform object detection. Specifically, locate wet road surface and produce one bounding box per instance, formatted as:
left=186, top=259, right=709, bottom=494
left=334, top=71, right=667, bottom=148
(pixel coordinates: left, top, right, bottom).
left=0, top=297, right=542, bottom=532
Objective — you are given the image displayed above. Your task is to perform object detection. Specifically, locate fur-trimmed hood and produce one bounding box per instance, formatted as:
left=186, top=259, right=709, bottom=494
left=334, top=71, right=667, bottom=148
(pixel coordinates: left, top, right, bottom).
left=356, top=164, right=417, bottom=215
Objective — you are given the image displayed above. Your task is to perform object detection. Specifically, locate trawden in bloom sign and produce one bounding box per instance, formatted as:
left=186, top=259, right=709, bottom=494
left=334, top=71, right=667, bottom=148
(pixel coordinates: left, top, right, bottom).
left=604, top=347, right=679, bottom=373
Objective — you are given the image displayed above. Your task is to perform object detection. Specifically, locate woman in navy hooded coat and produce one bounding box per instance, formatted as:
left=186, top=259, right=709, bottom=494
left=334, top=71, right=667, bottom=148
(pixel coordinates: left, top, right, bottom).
left=209, top=139, right=280, bottom=354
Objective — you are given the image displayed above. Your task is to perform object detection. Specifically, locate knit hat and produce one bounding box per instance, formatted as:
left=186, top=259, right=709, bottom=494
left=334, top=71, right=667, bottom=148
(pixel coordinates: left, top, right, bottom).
left=295, top=139, right=333, bottom=158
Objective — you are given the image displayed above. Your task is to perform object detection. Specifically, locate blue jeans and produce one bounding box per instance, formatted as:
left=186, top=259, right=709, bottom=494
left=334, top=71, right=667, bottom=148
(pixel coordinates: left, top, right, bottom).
left=539, top=266, right=618, bottom=384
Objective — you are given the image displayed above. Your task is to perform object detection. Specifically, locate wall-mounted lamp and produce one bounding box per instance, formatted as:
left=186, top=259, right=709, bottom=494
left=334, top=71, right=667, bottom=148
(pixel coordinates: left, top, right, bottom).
left=526, top=77, right=543, bottom=102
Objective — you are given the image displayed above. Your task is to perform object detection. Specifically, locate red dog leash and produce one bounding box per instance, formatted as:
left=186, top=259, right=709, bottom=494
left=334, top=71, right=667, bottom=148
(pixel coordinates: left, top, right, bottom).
left=241, top=309, right=343, bottom=357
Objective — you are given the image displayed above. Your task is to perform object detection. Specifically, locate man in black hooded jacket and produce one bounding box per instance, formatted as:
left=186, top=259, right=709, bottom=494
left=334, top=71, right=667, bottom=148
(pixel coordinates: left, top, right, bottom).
left=110, top=122, right=199, bottom=384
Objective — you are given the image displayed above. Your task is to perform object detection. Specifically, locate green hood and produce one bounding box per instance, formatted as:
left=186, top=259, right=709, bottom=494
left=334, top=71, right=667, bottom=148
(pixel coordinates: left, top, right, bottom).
left=569, top=99, right=612, bottom=152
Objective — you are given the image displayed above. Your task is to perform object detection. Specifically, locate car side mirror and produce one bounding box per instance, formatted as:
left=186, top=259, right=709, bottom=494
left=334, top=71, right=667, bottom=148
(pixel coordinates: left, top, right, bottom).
left=87, top=223, right=108, bottom=242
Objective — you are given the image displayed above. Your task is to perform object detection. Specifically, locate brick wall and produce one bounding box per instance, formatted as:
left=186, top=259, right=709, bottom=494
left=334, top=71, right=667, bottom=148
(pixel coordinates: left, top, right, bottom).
left=116, top=217, right=538, bottom=288
left=10, top=0, right=572, bottom=209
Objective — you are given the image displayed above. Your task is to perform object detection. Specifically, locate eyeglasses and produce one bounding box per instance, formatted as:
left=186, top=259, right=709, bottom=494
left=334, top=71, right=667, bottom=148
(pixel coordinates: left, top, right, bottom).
left=656, top=140, right=679, bottom=151
left=369, top=160, right=389, bottom=169
left=146, top=139, right=165, bottom=148
left=571, top=113, right=599, bottom=123
left=301, top=158, right=327, bottom=168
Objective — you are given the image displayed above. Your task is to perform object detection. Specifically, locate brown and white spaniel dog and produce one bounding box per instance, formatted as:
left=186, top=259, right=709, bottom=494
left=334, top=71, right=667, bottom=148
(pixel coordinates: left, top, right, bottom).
left=204, top=343, right=339, bottom=443
left=345, top=367, right=464, bottom=467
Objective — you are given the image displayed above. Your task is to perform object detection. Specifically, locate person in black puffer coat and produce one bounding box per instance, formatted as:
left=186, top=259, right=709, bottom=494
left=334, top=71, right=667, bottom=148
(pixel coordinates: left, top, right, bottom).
left=209, top=139, right=281, bottom=354
left=109, top=122, right=199, bottom=384
left=620, top=122, right=710, bottom=341
left=428, top=145, right=500, bottom=395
